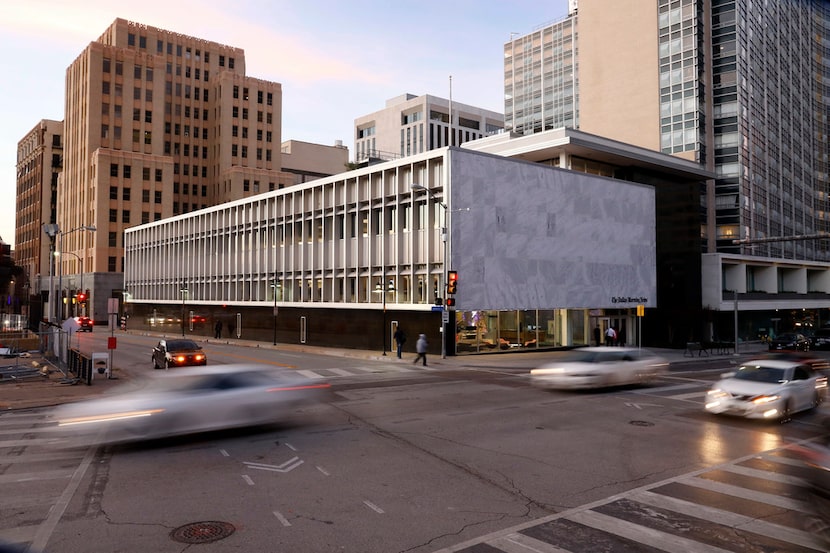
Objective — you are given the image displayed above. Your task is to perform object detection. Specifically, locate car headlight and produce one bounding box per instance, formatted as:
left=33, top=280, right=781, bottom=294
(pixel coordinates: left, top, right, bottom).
left=706, top=389, right=728, bottom=400
left=751, top=395, right=780, bottom=405
left=530, top=367, right=564, bottom=375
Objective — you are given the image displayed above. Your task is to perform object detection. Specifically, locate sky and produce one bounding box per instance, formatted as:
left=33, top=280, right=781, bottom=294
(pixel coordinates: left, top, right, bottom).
left=0, top=0, right=570, bottom=249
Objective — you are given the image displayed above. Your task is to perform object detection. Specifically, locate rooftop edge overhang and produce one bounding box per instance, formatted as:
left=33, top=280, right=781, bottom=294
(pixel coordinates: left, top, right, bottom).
left=463, top=127, right=715, bottom=181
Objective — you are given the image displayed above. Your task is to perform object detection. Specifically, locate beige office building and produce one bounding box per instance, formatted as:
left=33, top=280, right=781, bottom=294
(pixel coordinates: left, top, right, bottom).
left=15, top=120, right=64, bottom=322
left=42, top=18, right=319, bottom=324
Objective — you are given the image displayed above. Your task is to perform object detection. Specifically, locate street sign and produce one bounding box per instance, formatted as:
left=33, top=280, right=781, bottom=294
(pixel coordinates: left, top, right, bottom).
left=442, top=310, right=449, bottom=323
left=431, top=305, right=444, bottom=312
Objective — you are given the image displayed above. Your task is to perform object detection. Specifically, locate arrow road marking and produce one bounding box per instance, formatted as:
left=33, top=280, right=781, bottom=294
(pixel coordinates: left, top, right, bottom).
left=243, top=457, right=303, bottom=473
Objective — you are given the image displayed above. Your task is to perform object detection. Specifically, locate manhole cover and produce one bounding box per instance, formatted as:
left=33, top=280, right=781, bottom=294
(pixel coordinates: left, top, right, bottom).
left=629, top=420, right=654, bottom=427
left=170, top=521, right=236, bottom=544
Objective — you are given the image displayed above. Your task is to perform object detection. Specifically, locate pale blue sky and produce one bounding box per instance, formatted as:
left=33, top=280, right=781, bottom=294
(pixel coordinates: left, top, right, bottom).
left=1, top=0, right=570, bottom=249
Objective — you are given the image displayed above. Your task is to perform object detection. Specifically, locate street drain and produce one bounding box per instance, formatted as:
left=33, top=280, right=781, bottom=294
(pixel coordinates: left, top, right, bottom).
left=170, top=521, right=236, bottom=544
left=629, top=420, right=654, bottom=427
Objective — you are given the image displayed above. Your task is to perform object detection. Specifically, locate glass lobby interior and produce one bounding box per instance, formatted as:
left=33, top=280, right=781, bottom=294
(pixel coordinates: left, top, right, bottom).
left=453, top=309, right=636, bottom=353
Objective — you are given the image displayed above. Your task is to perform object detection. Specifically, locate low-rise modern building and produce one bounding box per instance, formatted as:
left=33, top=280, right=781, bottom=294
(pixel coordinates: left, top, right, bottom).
left=123, top=130, right=714, bottom=354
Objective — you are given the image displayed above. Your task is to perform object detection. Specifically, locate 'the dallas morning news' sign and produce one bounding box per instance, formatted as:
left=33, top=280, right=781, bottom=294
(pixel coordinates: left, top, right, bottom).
left=611, top=296, right=648, bottom=304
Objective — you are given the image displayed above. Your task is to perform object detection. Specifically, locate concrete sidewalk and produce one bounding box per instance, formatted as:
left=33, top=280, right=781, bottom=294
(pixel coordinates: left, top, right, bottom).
left=0, top=337, right=769, bottom=412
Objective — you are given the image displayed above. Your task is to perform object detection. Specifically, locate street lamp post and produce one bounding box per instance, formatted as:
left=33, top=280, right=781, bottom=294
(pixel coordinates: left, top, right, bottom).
left=411, top=183, right=449, bottom=359
left=180, top=286, right=188, bottom=337
left=53, top=225, right=96, bottom=321
left=58, top=251, right=84, bottom=316
left=271, top=277, right=280, bottom=346
left=42, top=224, right=59, bottom=323
left=373, top=278, right=395, bottom=356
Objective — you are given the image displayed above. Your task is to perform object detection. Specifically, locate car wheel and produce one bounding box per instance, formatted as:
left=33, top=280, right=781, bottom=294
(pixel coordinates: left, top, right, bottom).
left=779, top=400, right=793, bottom=423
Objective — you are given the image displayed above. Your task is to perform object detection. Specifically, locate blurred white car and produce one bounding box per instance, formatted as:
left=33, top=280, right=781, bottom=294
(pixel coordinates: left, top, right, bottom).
left=529, top=347, right=669, bottom=390
left=705, top=359, right=827, bottom=421
left=51, top=364, right=331, bottom=445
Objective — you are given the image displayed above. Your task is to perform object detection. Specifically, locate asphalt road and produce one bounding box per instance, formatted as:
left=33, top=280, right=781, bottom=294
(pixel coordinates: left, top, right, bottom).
left=2, top=338, right=829, bottom=552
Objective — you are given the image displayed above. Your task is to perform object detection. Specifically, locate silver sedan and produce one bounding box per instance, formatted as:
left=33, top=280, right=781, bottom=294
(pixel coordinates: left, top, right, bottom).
left=529, top=347, right=669, bottom=390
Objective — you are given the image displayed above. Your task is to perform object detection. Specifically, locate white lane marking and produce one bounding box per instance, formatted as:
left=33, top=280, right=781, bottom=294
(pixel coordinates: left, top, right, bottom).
left=220, top=449, right=230, bottom=457
left=328, top=368, right=353, bottom=376
left=273, top=511, right=292, bottom=527
left=242, top=474, right=255, bottom=486
left=363, top=500, right=385, bottom=514
left=30, top=442, right=98, bottom=552
left=284, top=442, right=297, bottom=451
left=316, top=466, right=330, bottom=476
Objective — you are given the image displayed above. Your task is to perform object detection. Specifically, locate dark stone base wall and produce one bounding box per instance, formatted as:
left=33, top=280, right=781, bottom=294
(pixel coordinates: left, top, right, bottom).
left=125, top=304, right=448, bottom=355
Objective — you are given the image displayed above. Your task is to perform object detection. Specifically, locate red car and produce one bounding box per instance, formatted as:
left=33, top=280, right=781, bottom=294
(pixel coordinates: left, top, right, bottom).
left=77, top=316, right=94, bottom=332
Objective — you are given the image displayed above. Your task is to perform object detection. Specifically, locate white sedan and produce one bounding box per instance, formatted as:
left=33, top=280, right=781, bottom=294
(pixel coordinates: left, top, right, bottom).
left=705, top=359, right=827, bottom=421
left=529, top=347, right=669, bottom=390
left=51, top=364, right=332, bottom=445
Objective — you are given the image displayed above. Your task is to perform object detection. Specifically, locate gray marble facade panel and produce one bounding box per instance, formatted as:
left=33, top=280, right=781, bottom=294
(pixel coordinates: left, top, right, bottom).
left=450, top=149, right=656, bottom=310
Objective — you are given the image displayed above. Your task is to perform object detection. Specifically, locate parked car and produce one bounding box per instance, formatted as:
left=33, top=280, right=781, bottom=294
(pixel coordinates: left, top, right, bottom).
left=51, top=364, right=332, bottom=444
left=768, top=332, right=810, bottom=352
left=529, top=347, right=669, bottom=390
left=152, top=339, right=206, bottom=369
left=76, top=316, right=93, bottom=332
left=704, top=359, right=827, bottom=421
left=812, top=328, right=830, bottom=351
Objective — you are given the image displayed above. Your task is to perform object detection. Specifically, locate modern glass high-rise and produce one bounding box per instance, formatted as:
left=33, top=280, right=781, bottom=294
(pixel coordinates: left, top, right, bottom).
left=505, top=0, right=830, bottom=262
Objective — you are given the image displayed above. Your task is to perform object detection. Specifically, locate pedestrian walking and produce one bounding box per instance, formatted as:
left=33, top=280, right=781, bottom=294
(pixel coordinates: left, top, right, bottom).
left=393, top=327, right=407, bottom=359
left=594, top=325, right=601, bottom=347
left=605, top=326, right=616, bottom=346
left=413, top=333, right=428, bottom=366
left=214, top=320, right=223, bottom=339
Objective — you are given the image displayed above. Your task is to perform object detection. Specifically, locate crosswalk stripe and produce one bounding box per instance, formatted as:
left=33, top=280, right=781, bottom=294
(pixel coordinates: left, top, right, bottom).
left=720, top=462, right=806, bottom=485
left=327, top=368, right=353, bottom=376
left=630, top=490, right=822, bottom=550
left=490, top=532, right=573, bottom=552
left=295, top=369, right=324, bottom=379
left=567, top=509, right=733, bottom=553
left=683, top=473, right=812, bottom=512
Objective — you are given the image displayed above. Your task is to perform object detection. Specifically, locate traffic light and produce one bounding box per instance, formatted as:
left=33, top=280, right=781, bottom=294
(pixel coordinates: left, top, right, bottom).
left=447, top=270, right=458, bottom=294
left=77, top=292, right=87, bottom=303
left=445, top=297, right=456, bottom=307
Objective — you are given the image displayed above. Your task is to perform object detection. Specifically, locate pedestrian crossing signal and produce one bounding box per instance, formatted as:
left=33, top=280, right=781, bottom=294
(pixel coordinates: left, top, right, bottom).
left=445, top=297, right=456, bottom=307
left=637, top=304, right=645, bottom=317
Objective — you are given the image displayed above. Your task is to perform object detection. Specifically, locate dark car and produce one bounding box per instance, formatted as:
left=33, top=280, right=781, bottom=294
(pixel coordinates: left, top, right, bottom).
left=76, top=316, right=93, bottom=332
left=812, top=328, right=830, bottom=351
left=152, top=339, right=206, bottom=369
left=768, top=332, right=810, bottom=352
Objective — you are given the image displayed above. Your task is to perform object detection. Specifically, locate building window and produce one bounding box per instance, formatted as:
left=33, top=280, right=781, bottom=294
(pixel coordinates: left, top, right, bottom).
left=155, top=191, right=162, bottom=204
left=242, top=108, right=249, bottom=120
left=142, top=189, right=150, bottom=202
left=110, top=164, right=118, bottom=177
left=123, top=165, right=131, bottom=179
left=219, top=55, right=225, bottom=67
left=109, top=209, right=117, bottom=222
left=108, top=256, right=116, bottom=272
left=229, top=57, right=235, bottom=69
left=128, top=33, right=135, bottom=46
left=243, top=179, right=250, bottom=191
left=142, top=211, right=150, bottom=224
left=232, top=144, right=238, bottom=157
left=122, top=210, right=130, bottom=223
left=155, top=169, right=162, bottom=183
left=241, top=146, right=248, bottom=158
left=108, top=232, right=117, bottom=247
left=267, top=92, right=273, bottom=106
left=233, top=85, right=239, bottom=99
left=109, top=186, right=118, bottom=200
left=103, top=58, right=111, bottom=72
